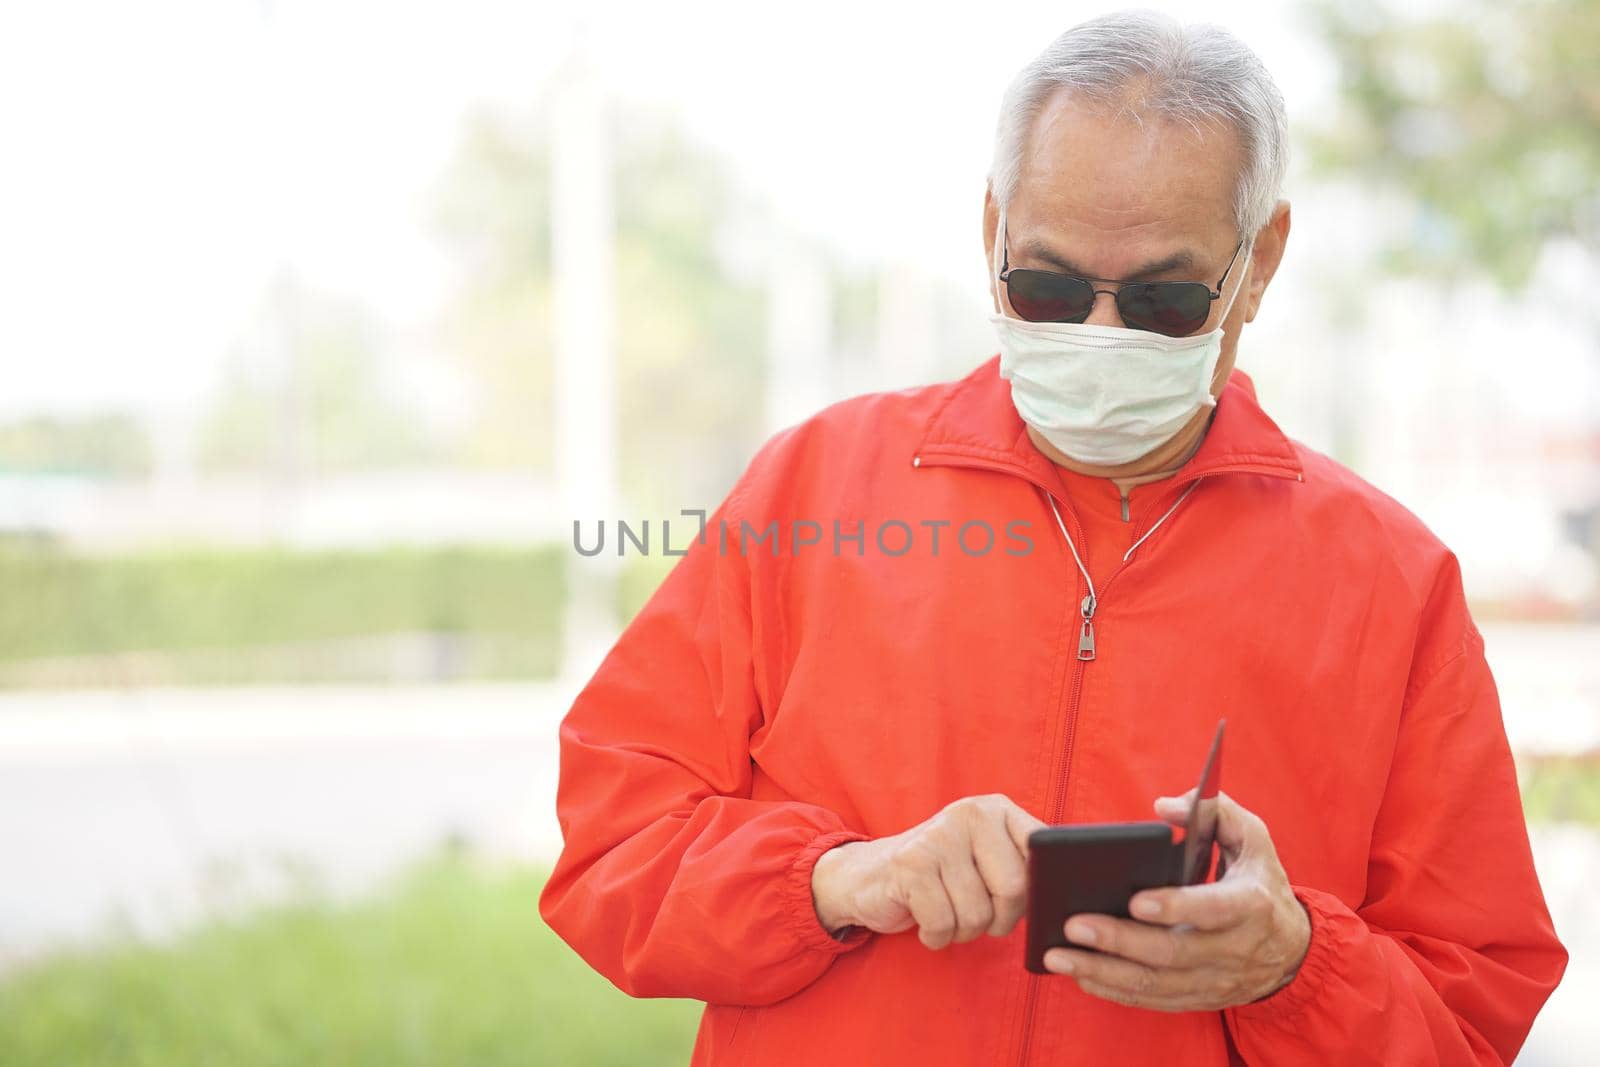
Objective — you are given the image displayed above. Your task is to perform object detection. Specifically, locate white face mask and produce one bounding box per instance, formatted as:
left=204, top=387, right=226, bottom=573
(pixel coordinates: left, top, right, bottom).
left=988, top=208, right=1254, bottom=467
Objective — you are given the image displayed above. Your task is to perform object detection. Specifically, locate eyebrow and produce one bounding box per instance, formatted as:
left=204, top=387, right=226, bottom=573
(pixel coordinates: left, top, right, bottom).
left=1019, top=238, right=1198, bottom=281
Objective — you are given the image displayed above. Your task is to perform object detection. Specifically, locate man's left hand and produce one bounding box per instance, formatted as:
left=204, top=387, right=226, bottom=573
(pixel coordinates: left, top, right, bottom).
left=1041, top=789, right=1311, bottom=1012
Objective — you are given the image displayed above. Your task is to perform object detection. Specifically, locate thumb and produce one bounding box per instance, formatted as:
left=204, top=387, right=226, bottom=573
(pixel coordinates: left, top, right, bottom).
left=1155, top=789, right=1261, bottom=863
left=1153, top=787, right=1197, bottom=826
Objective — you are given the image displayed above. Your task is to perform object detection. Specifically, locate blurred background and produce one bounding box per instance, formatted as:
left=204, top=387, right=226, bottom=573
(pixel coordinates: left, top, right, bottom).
left=0, top=0, right=1595, bottom=1063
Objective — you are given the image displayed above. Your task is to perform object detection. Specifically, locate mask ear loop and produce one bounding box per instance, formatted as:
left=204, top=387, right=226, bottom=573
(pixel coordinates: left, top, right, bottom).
left=1208, top=236, right=1256, bottom=395
left=1217, top=236, right=1255, bottom=332
left=990, top=206, right=1007, bottom=313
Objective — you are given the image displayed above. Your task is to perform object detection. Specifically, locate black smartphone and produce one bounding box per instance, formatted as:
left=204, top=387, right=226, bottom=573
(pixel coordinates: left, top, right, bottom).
left=1023, top=720, right=1226, bottom=973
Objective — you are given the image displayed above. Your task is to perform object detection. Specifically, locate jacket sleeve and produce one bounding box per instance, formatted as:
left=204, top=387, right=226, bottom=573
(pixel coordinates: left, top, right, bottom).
left=1224, top=578, right=1568, bottom=1064
left=537, top=472, right=874, bottom=1006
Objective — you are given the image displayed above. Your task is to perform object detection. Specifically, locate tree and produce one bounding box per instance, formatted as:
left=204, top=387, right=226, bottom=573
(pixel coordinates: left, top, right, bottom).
left=1302, top=0, right=1600, bottom=291
left=429, top=104, right=772, bottom=511
left=199, top=275, right=438, bottom=477
left=1303, top=0, right=1600, bottom=612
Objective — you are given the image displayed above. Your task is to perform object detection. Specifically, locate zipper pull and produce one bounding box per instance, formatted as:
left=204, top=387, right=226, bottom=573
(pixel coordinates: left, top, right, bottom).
left=1120, top=491, right=1130, bottom=523
left=1078, top=593, right=1097, bottom=661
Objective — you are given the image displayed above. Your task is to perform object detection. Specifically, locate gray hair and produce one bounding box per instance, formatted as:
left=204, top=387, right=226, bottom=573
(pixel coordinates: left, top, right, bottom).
left=988, top=9, right=1289, bottom=238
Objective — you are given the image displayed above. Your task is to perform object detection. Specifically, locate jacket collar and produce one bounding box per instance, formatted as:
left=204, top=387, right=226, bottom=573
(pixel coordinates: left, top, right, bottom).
left=911, top=354, right=1304, bottom=488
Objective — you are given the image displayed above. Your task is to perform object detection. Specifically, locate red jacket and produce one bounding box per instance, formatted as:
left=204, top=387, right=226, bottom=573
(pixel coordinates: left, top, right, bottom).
left=539, top=358, right=1567, bottom=1066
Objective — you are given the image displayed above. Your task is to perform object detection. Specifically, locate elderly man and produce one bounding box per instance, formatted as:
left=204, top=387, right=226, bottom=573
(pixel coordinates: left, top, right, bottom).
left=539, top=11, right=1566, bottom=1065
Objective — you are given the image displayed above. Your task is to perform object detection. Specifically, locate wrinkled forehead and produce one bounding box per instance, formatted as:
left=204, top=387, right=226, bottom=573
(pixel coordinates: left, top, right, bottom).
left=1007, top=88, right=1244, bottom=272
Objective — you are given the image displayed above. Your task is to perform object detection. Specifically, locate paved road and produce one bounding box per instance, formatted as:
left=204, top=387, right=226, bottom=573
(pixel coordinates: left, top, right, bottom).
left=0, top=665, right=1594, bottom=1063
left=0, top=683, right=573, bottom=968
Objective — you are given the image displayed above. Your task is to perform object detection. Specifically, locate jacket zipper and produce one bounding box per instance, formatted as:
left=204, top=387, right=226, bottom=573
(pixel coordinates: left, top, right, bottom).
left=1015, top=625, right=1089, bottom=1067
left=910, top=450, right=1299, bottom=1067
left=1011, top=486, right=1176, bottom=1067
left=910, top=452, right=1231, bottom=1067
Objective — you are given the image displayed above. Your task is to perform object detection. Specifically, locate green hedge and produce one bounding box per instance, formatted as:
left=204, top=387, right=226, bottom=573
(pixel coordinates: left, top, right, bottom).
left=0, top=543, right=692, bottom=685
left=0, top=545, right=563, bottom=674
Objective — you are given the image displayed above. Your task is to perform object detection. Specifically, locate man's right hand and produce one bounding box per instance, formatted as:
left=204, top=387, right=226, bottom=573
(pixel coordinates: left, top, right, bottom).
left=810, top=794, right=1045, bottom=950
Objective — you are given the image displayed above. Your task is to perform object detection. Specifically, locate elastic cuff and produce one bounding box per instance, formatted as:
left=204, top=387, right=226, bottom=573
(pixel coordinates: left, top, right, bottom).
left=1225, top=885, right=1339, bottom=1026
left=781, top=828, right=874, bottom=955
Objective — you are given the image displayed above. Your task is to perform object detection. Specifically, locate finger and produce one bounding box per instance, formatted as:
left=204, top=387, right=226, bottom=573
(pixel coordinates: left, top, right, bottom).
left=1071, top=976, right=1214, bottom=1014
left=1152, top=788, right=1197, bottom=826
left=1062, top=913, right=1228, bottom=970
left=937, top=852, right=996, bottom=944
left=972, top=817, right=1030, bottom=937
left=907, top=868, right=958, bottom=950
left=1128, top=878, right=1264, bottom=932
left=1041, top=945, right=1205, bottom=1006
left=1003, top=800, right=1047, bottom=859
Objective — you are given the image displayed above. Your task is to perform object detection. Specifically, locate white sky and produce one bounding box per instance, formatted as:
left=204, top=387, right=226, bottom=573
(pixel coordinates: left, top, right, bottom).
left=0, top=0, right=1335, bottom=418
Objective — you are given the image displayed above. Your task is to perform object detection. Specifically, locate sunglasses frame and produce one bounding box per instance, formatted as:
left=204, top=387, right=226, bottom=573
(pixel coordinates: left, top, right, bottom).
left=997, top=224, right=1248, bottom=337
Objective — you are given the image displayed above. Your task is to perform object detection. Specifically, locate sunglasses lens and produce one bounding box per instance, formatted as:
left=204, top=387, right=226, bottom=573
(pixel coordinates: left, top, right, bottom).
left=1118, top=283, right=1213, bottom=337
left=1005, top=271, right=1095, bottom=322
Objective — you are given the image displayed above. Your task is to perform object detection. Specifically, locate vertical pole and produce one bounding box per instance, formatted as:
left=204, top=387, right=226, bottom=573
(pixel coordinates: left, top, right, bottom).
left=765, top=223, right=833, bottom=434
left=552, top=34, right=620, bottom=685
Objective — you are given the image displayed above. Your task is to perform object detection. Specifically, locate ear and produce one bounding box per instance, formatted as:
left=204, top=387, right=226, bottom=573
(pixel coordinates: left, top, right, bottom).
left=982, top=184, right=1000, bottom=312
left=1243, top=199, right=1291, bottom=324
left=982, top=184, right=998, bottom=268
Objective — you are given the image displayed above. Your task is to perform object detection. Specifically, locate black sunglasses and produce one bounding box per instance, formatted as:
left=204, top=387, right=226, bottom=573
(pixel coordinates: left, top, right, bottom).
left=997, top=223, right=1247, bottom=338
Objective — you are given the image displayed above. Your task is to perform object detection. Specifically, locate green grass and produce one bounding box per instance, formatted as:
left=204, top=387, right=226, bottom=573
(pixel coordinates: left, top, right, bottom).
left=0, top=853, right=701, bottom=1067
left=0, top=765, right=1587, bottom=1067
